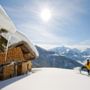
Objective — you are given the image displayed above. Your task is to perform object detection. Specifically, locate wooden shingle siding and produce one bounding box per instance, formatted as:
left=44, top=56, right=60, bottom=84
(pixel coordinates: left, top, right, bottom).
left=0, top=53, right=5, bottom=64
left=0, top=45, right=34, bottom=80
left=0, top=47, right=24, bottom=64
left=0, top=64, right=14, bottom=80
left=7, top=47, right=24, bottom=62
left=17, top=61, right=32, bottom=75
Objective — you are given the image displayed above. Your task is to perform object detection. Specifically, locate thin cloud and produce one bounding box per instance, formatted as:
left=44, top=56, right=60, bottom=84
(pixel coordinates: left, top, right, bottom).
left=3, top=0, right=89, bottom=49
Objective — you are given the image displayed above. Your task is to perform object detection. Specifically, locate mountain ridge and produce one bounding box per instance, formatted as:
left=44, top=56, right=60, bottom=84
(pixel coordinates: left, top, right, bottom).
left=50, top=46, right=90, bottom=62
left=32, top=46, right=82, bottom=69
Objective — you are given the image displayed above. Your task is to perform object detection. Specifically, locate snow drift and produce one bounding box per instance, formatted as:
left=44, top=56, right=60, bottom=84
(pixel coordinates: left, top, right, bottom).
left=0, top=5, right=16, bottom=33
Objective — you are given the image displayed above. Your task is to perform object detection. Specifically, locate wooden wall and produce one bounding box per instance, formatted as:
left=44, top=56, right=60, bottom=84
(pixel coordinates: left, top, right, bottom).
left=0, top=47, right=24, bottom=64
left=0, top=47, right=33, bottom=80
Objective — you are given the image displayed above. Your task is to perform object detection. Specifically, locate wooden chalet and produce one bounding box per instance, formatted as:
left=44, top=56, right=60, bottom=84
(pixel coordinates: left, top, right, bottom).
left=0, top=5, right=39, bottom=80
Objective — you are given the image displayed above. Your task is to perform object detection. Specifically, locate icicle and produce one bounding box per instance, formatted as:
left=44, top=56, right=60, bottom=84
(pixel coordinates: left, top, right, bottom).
left=4, top=35, right=11, bottom=62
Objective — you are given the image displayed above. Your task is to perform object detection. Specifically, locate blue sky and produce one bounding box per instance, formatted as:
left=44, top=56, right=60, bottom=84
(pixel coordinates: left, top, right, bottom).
left=0, top=0, right=90, bottom=49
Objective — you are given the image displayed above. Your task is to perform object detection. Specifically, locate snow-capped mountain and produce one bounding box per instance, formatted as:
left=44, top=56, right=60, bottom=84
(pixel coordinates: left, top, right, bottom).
left=81, top=48, right=90, bottom=58
left=50, top=46, right=90, bottom=62
left=32, top=46, right=82, bottom=69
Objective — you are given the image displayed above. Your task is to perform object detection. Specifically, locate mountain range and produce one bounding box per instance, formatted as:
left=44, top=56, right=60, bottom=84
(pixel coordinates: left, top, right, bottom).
left=32, top=46, right=84, bottom=69
left=50, top=46, right=90, bottom=62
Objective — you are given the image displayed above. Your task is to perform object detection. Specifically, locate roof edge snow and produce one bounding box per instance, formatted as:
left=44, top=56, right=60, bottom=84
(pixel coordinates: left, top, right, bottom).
left=0, top=5, right=16, bottom=33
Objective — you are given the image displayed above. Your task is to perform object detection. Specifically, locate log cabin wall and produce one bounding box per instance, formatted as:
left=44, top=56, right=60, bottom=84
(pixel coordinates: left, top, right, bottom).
left=0, top=63, right=14, bottom=80
left=0, top=47, right=33, bottom=80
left=7, top=47, right=25, bottom=62
left=16, top=61, right=32, bottom=76
left=0, top=47, right=25, bottom=64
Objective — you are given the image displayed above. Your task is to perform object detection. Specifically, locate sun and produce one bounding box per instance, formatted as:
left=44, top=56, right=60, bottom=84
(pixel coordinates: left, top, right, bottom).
left=40, top=8, right=52, bottom=22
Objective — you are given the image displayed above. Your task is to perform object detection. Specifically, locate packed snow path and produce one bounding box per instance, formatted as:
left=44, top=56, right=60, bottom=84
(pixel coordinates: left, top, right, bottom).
left=0, top=68, right=90, bottom=90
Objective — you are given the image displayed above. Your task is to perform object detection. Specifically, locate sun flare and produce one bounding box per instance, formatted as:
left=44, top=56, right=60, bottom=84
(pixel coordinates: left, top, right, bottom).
left=40, top=8, right=52, bottom=22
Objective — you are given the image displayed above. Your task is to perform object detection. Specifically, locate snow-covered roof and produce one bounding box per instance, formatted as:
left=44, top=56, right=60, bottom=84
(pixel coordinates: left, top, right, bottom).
left=10, top=31, right=39, bottom=58
left=0, top=5, right=39, bottom=58
left=0, top=5, right=16, bottom=33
